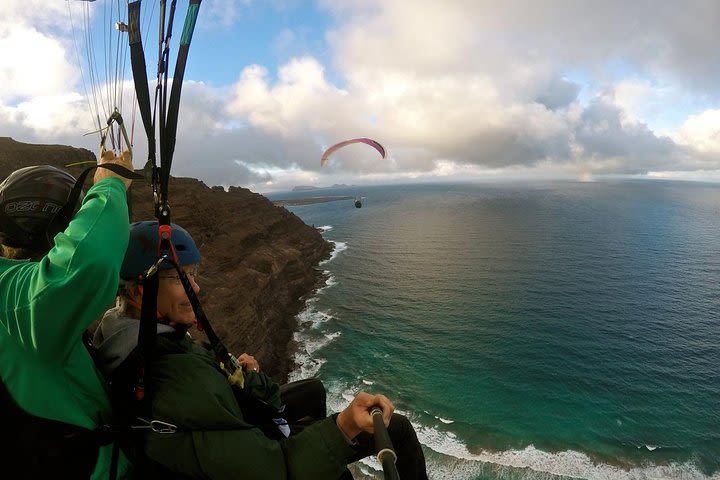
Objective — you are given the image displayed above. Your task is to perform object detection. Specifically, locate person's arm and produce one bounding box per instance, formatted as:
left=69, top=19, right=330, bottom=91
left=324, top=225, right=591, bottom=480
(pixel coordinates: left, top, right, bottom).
left=0, top=177, right=129, bottom=360
left=146, top=371, right=392, bottom=480
left=242, top=370, right=281, bottom=407
left=144, top=350, right=360, bottom=479
left=145, top=414, right=356, bottom=480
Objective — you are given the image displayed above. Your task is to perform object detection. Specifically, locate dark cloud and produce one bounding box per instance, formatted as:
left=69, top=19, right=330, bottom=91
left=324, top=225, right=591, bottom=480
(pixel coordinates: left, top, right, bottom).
left=450, top=128, right=567, bottom=168
left=536, top=77, right=581, bottom=111
left=574, top=99, right=676, bottom=173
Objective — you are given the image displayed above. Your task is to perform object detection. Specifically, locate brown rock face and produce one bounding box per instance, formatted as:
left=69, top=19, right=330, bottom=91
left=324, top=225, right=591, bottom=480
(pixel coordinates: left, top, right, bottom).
left=0, top=138, right=332, bottom=381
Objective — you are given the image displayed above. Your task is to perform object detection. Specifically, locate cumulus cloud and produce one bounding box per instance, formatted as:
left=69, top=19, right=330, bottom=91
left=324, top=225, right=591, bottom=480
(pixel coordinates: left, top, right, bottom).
left=0, top=15, right=77, bottom=103
left=200, top=0, right=254, bottom=29
left=673, top=109, right=720, bottom=157
left=536, top=78, right=581, bottom=111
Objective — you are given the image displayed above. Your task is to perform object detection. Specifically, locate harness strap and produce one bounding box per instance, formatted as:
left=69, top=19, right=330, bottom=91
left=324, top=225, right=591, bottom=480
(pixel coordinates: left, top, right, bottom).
left=137, top=266, right=159, bottom=406
left=174, top=263, right=237, bottom=371
left=126, top=0, right=206, bottom=446
left=128, top=1, right=156, bottom=172
left=162, top=0, right=201, bottom=192
left=0, top=377, right=107, bottom=478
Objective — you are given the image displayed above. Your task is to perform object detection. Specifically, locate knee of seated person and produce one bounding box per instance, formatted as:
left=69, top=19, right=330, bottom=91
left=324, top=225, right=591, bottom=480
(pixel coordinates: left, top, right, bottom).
left=389, top=413, right=416, bottom=437
left=387, top=414, right=424, bottom=462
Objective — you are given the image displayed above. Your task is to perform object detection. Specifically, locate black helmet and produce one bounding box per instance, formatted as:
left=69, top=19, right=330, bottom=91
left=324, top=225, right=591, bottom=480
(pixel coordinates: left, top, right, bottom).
left=0, top=165, right=83, bottom=250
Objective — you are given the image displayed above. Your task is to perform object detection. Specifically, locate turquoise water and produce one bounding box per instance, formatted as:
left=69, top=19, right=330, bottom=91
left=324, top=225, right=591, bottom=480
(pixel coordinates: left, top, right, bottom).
left=268, top=181, right=720, bottom=479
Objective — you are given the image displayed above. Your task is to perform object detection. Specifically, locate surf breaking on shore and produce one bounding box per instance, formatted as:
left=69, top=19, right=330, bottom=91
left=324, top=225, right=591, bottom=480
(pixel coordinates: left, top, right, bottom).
left=289, top=231, right=718, bottom=480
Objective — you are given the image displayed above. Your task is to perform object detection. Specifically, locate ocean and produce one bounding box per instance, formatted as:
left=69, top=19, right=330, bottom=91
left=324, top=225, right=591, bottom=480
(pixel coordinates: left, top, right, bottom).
left=266, top=181, right=720, bottom=480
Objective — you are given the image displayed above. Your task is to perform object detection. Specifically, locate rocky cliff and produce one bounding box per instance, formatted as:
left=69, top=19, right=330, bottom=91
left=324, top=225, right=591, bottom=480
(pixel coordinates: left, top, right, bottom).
left=0, top=137, right=332, bottom=381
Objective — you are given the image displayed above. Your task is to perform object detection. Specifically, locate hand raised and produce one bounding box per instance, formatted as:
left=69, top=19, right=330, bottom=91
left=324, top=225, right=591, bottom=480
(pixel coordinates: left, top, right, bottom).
left=94, top=149, right=134, bottom=189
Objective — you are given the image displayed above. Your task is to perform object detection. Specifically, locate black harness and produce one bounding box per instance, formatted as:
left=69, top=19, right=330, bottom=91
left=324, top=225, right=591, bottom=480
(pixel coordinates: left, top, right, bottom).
left=0, top=378, right=108, bottom=480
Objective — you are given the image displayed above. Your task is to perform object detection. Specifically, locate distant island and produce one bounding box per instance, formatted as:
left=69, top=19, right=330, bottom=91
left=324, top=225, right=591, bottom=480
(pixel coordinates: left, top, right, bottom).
left=273, top=195, right=354, bottom=206
left=278, top=184, right=359, bottom=205
left=292, top=184, right=353, bottom=192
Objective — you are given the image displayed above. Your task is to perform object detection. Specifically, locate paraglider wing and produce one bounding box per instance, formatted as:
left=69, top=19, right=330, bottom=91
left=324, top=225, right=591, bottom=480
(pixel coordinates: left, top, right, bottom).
left=320, top=138, right=386, bottom=167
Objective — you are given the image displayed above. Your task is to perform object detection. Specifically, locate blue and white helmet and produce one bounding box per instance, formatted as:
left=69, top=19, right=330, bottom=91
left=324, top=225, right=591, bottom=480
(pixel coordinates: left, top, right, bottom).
left=120, top=221, right=201, bottom=280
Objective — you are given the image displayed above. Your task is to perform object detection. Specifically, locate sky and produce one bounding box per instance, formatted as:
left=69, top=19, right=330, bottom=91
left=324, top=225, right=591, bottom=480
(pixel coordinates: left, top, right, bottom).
left=3, top=0, right=720, bottom=193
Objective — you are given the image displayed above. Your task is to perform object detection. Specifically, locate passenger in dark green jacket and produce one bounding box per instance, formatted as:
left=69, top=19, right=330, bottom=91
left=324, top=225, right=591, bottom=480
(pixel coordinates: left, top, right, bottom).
left=0, top=151, right=135, bottom=479
left=94, top=221, right=428, bottom=479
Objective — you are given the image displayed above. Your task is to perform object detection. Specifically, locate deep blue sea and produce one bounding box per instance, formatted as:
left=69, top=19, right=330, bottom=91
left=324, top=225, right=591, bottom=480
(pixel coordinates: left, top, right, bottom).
left=266, top=181, right=720, bottom=480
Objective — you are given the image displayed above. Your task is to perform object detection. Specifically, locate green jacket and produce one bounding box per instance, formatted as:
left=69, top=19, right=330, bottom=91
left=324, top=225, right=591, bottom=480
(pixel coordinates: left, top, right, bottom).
left=142, top=332, right=356, bottom=479
left=0, top=177, right=130, bottom=479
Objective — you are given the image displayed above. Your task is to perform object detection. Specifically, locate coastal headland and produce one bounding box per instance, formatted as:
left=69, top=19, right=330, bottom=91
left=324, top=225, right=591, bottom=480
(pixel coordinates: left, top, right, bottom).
left=272, top=195, right=354, bottom=206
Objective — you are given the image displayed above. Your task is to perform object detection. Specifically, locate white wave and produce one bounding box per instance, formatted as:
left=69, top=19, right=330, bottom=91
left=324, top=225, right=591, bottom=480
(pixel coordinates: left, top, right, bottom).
left=289, top=301, right=343, bottom=381
left=287, top=354, right=326, bottom=382
left=315, top=273, right=337, bottom=295
left=320, top=240, right=347, bottom=265
left=362, top=379, right=374, bottom=386
left=645, top=445, right=658, bottom=451
left=315, top=380, right=717, bottom=480
left=326, top=391, right=718, bottom=480
left=411, top=421, right=716, bottom=480
left=421, top=410, right=455, bottom=425
left=295, top=307, right=333, bottom=329
left=317, top=225, right=333, bottom=232
left=288, top=247, right=344, bottom=382
left=303, top=331, right=340, bottom=355
left=292, top=365, right=718, bottom=480
left=356, top=456, right=383, bottom=477
left=289, top=328, right=340, bottom=379
left=323, top=382, right=360, bottom=415
left=322, top=331, right=341, bottom=343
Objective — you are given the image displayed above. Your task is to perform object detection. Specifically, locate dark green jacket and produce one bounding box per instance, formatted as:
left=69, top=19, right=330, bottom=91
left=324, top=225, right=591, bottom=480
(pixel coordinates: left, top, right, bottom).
left=142, top=332, right=356, bottom=479
left=0, top=178, right=131, bottom=479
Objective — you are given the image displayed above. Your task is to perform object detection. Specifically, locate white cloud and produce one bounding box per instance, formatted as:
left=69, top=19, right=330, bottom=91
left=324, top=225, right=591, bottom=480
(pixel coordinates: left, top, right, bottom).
left=3, top=0, right=68, bottom=26
left=4, top=0, right=720, bottom=192
left=227, top=58, right=349, bottom=137
left=673, top=109, right=720, bottom=154
left=0, top=24, right=77, bottom=103
left=199, top=0, right=251, bottom=28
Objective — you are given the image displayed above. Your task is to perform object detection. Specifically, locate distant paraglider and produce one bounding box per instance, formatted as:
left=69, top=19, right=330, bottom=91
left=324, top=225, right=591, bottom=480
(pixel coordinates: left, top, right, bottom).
left=320, top=138, right=386, bottom=167
left=320, top=138, right=383, bottom=210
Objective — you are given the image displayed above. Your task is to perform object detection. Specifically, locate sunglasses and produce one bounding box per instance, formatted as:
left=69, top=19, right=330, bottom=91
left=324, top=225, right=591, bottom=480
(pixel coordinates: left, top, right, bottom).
left=158, top=265, right=199, bottom=284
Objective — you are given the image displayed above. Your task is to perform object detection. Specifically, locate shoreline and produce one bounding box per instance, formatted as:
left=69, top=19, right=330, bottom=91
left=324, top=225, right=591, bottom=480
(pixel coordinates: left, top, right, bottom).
left=273, top=195, right=354, bottom=206
left=281, top=244, right=719, bottom=480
